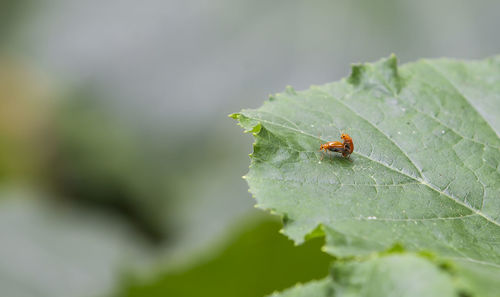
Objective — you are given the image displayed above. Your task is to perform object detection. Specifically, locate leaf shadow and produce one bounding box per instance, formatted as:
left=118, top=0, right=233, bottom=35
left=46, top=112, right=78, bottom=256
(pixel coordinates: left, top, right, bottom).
left=322, top=153, right=354, bottom=167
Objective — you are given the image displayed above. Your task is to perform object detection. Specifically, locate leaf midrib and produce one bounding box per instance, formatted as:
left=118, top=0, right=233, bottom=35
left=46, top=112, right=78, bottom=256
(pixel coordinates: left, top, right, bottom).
left=313, top=88, right=424, bottom=180
left=244, top=114, right=500, bottom=229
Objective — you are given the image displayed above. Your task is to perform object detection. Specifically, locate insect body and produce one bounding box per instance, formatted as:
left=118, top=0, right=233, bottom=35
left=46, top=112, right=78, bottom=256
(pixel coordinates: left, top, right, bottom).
left=340, top=133, right=354, bottom=157
left=320, top=141, right=345, bottom=154
left=319, top=133, right=354, bottom=159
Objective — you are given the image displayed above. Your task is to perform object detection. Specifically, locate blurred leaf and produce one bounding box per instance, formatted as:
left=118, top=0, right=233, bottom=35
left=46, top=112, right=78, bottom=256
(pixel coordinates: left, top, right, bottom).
left=0, top=190, right=150, bottom=297
left=51, top=94, right=172, bottom=242
left=116, top=216, right=332, bottom=297
left=233, top=55, right=500, bottom=295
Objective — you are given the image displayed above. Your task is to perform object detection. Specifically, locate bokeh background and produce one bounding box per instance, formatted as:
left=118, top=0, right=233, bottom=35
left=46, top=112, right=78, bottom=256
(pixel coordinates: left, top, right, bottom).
left=1, top=1, right=500, bottom=296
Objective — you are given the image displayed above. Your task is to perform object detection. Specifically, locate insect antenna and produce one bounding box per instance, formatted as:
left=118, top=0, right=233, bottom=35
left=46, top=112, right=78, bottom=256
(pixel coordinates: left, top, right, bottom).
left=318, top=132, right=324, bottom=160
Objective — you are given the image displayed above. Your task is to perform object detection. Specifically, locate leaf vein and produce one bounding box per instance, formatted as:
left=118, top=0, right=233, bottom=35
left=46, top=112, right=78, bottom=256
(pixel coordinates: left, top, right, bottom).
left=245, top=115, right=500, bottom=228
left=423, top=60, right=500, bottom=140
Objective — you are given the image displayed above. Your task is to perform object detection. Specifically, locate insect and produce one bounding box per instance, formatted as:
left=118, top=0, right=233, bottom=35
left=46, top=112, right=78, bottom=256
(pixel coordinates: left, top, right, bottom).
left=340, top=133, right=354, bottom=157
left=319, top=133, right=354, bottom=159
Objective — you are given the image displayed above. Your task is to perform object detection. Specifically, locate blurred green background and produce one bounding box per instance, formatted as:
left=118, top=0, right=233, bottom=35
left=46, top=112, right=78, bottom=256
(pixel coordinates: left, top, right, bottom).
left=1, top=1, right=500, bottom=296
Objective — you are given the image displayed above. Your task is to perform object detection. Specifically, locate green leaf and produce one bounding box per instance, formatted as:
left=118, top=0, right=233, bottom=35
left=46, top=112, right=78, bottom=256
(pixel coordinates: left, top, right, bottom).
left=270, top=253, right=459, bottom=297
left=268, top=279, right=332, bottom=297
left=0, top=191, right=149, bottom=297
left=233, top=55, right=500, bottom=294
left=115, top=216, right=332, bottom=297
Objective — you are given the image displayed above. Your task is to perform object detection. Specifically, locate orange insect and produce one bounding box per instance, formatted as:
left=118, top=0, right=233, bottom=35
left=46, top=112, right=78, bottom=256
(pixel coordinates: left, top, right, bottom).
left=319, top=133, right=354, bottom=159
left=340, top=133, right=354, bottom=157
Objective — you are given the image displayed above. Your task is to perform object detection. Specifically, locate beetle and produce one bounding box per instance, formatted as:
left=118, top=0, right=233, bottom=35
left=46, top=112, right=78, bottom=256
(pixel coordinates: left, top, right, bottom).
left=319, top=133, right=354, bottom=159
left=340, top=133, right=354, bottom=158
left=320, top=141, right=345, bottom=156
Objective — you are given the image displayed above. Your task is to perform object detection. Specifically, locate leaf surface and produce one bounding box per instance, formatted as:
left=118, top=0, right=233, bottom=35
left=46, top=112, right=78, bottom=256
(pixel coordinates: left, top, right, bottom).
left=233, top=55, right=500, bottom=294
left=270, top=254, right=459, bottom=297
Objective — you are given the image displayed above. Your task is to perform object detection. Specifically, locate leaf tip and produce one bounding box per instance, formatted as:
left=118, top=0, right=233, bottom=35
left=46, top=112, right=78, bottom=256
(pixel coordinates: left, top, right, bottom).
left=347, top=63, right=365, bottom=86
left=386, top=53, right=400, bottom=75
left=388, top=52, right=398, bottom=66
left=228, top=112, right=240, bottom=120
left=347, top=54, right=402, bottom=93
left=305, top=224, right=326, bottom=241
left=285, top=85, right=297, bottom=95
